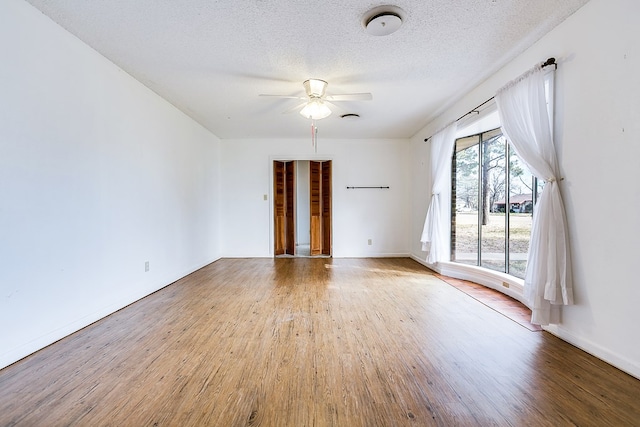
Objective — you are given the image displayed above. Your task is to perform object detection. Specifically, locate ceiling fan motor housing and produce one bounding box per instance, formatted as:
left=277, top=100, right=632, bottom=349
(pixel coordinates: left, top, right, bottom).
left=303, top=79, right=328, bottom=98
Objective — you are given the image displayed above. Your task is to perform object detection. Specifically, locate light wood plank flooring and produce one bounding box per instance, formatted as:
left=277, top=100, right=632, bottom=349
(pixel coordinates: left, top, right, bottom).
left=1, top=258, right=639, bottom=426
left=435, top=275, right=542, bottom=331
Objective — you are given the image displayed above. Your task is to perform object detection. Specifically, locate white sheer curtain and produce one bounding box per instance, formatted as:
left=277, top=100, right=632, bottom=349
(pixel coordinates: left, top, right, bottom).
left=496, top=65, right=573, bottom=325
left=421, top=123, right=457, bottom=264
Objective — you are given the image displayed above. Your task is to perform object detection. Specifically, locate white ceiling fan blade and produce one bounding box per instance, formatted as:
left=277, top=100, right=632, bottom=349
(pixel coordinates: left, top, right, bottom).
left=259, top=94, right=307, bottom=100
left=325, top=93, right=373, bottom=101
left=324, top=100, right=346, bottom=113
left=282, top=102, right=308, bottom=114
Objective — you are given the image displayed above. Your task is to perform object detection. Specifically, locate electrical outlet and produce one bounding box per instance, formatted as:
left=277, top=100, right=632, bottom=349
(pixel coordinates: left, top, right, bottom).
left=145, top=261, right=150, bottom=272
left=263, top=194, right=268, bottom=201
left=368, top=239, right=372, bottom=245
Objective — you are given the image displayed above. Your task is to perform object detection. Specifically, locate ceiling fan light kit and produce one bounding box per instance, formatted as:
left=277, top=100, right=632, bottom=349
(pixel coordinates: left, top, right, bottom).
left=299, top=79, right=332, bottom=120
left=362, top=5, right=405, bottom=36
left=299, top=98, right=332, bottom=120
left=259, top=77, right=372, bottom=149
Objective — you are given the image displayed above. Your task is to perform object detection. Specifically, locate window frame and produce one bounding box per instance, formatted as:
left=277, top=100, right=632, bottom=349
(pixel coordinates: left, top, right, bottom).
left=451, top=128, right=538, bottom=279
left=427, top=69, right=554, bottom=305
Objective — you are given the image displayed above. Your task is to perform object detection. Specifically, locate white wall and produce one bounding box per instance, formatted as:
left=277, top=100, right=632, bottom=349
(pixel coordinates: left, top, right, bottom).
left=411, top=0, right=640, bottom=378
left=410, top=138, right=431, bottom=258
left=8, top=0, right=637, bottom=383
left=0, top=0, right=221, bottom=369
left=220, top=138, right=410, bottom=258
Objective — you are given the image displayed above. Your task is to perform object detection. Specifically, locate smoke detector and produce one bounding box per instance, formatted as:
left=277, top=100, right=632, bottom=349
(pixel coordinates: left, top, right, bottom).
left=363, top=5, right=405, bottom=36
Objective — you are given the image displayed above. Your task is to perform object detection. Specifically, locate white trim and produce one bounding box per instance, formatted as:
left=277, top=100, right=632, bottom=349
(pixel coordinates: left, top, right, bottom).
left=544, top=325, right=640, bottom=380
left=412, top=254, right=640, bottom=380
left=411, top=255, right=527, bottom=305
left=0, top=256, right=221, bottom=370
left=334, top=252, right=410, bottom=258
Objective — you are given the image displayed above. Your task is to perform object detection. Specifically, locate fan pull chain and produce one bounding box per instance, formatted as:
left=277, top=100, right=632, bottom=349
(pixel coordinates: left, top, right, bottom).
left=311, top=120, right=318, bottom=153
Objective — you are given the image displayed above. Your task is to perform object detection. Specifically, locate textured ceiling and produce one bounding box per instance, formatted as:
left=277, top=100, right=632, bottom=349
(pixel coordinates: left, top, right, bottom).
left=24, top=0, right=590, bottom=139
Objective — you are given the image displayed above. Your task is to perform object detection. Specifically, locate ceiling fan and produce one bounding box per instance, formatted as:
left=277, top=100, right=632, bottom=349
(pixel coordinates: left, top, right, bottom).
left=259, top=79, right=372, bottom=120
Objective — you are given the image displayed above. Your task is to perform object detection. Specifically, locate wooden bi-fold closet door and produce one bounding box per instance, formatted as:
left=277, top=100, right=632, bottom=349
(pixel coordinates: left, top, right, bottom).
left=274, top=160, right=331, bottom=257
left=310, top=160, right=332, bottom=256
left=273, top=160, right=295, bottom=255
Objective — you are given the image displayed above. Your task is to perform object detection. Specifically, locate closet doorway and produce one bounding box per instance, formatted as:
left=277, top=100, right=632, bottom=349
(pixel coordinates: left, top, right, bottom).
left=273, top=160, right=332, bottom=257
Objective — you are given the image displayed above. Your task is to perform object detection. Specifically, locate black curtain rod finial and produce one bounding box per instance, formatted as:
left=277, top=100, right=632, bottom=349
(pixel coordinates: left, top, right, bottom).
left=542, top=57, right=557, bottom=69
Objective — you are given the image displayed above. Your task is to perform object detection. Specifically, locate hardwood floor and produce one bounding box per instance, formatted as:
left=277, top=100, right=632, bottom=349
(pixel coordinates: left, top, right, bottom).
left=435, top=275, right=542, bottom=331
left=1, top=258, right=639, bottom=426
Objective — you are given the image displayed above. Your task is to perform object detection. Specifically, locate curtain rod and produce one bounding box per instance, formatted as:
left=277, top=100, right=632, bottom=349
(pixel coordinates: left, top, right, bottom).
left=346, top=186, right=390, bottom=189
left=423, top=57, right=556, bottom=142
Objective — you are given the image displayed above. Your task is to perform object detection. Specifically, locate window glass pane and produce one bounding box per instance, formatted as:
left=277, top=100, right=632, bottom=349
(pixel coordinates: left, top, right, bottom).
left=508, top=149, right=534, bottom=279
left=452, top=141, right=479, bottom=266
left=452, top=128, right=535, bottom=281
left=480, top=134, right=506, bottom=273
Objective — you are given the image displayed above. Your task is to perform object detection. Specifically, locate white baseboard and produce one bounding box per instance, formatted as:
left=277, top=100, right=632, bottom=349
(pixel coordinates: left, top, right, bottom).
left=245, top=252, right=412, bottom=258
left=333, top=252, right=410, bottom=258
left=409, top=254, right=526, bottom=304
left=0, top=256, right=221, bottom=370
left=544, top=324, right=640, bottom=380
left=408, top=254, right=640, bottom=381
